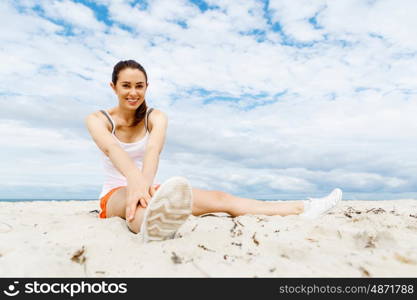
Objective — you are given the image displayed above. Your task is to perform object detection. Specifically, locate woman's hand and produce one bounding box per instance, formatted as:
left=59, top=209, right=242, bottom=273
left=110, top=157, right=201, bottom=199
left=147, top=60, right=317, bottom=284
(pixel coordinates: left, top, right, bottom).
left=149, top=183, right=161, bottom=197
left=125, top=183, right=151, bottom=222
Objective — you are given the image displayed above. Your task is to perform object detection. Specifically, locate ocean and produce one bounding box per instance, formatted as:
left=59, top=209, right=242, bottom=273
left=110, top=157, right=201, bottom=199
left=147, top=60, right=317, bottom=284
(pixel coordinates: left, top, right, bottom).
left=1, top=192, right=416, bottom=202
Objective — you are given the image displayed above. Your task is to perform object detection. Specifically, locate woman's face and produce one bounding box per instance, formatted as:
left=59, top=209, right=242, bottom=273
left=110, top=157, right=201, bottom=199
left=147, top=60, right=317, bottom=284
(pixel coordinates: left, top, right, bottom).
left=111, top=68, right=148, bottom=110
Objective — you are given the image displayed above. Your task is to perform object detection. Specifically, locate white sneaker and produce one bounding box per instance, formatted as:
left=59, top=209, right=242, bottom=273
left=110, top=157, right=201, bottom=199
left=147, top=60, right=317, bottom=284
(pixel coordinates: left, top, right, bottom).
left=300, top=188, right=342, bottom=219
left=140, top=176, right=193, bottom=243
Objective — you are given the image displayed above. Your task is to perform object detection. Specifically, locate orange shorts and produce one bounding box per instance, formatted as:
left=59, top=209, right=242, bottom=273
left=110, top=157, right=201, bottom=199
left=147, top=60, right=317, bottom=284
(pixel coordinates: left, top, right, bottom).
left=99, top=184, right=161, bottom=219
left=99, top=186, right=124, bottom=219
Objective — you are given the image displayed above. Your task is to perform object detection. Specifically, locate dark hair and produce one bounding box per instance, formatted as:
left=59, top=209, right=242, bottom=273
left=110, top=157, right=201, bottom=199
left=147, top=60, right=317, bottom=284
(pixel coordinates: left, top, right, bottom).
left=112, top=59, right=148, bottom=127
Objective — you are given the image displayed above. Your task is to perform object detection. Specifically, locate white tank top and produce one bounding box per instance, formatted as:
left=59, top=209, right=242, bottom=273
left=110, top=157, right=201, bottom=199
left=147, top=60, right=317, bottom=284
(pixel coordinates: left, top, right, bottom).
left=98, top=108, right=153, bottom=198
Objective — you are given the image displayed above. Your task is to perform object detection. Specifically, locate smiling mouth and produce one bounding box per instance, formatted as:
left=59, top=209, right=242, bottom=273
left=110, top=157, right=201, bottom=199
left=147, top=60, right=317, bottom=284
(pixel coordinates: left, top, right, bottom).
left=126, top=99, right=139, bottom=105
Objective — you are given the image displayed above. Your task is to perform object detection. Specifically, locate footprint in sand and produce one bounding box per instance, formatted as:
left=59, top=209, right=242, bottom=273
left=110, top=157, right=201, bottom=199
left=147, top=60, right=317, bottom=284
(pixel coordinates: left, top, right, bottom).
left=353, top=230, right=396, bottom=250
left=0, top=222, right=13, bottom=233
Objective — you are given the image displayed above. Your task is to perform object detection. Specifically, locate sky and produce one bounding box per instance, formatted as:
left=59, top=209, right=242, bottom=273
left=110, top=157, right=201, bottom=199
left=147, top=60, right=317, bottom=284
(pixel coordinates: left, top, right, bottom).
left=1, top=0, right=416, bottom=200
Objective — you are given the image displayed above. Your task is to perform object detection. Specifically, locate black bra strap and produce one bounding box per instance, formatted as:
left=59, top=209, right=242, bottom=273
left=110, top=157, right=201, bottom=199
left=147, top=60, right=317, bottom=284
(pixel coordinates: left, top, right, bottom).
left=101, top=108, right=153, bottom=133
left=145, top=108, right=154, bottom=132
left=100, top=110, right=114, bottom=133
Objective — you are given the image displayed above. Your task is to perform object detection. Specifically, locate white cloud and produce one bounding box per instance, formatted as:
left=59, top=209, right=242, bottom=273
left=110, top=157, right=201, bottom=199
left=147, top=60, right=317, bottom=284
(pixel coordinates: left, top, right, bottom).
left=0, top=2, right=61, bottom=42
left=1, top=0, right=417, bottom=200
left=40, top=0, right=106, bottom=32
left=0, top=120, right=102, bottom=193
left=268, top=0, right=326, bottom=42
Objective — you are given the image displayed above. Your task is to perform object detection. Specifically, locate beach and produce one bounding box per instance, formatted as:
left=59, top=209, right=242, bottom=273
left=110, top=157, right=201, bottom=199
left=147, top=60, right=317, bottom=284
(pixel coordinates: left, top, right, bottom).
left=0, top=200, right=416, bottom=277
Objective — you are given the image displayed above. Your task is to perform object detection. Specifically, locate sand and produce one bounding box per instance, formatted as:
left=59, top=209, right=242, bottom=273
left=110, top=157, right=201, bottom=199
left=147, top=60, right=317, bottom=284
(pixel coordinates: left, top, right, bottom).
left=0, top=200, right=416, bottom=277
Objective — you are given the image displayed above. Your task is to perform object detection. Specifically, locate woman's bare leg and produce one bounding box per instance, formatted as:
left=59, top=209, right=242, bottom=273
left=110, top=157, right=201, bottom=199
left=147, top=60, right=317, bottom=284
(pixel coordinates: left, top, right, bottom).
left=103, top=186, right=305, bottom=234
left=103, top=187, right=146, bottom=233
left=191, top=188, right=304, bottom=217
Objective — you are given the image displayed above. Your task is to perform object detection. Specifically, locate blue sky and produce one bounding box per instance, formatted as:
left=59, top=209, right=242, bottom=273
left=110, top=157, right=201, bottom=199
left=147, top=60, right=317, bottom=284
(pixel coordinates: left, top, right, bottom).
left=1, top=0, right=417, bottom=200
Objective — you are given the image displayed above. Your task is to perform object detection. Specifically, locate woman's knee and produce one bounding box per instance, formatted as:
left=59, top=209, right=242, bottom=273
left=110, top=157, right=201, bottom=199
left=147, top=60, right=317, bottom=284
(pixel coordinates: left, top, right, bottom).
left=126, top=208, right=146, bottom=234
left=215, top=190, right=230, bottom=201
left=212, top=190, right=233, bottom=211
left=105, top=188, right=127, bottom=219
left=127, top=219, right=140, bottom=234
left=191, top=188, right=233, bottom=215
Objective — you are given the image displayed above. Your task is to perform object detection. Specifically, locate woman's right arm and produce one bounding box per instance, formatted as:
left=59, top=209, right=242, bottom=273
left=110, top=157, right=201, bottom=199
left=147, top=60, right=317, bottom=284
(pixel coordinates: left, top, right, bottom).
left=84, top=113, right=151, bottom=220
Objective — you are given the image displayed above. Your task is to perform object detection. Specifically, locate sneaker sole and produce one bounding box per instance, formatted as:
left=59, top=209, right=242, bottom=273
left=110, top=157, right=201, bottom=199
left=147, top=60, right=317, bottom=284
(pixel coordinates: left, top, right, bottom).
left=140, top=176, right=192, bottom=243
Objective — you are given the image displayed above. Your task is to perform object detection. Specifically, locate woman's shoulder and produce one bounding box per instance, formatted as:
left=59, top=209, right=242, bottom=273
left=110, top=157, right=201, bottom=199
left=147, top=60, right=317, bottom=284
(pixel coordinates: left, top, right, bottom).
left=85, top=110, right=113, bottom=132
left=147, top=108, right=168, bottom=131
left=149, top=108, right=167, bottom=120
left=85, top=110, right=108, bottom=122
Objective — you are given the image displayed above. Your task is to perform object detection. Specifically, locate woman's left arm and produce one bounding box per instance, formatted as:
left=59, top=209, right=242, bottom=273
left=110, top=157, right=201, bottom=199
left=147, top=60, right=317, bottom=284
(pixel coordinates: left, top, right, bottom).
left=141, top=109, right=168, bottom=192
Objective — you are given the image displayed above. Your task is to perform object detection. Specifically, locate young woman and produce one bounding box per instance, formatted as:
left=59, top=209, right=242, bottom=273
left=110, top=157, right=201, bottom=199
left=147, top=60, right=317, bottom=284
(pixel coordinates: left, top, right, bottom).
left=85, top=60, right=342, bottom=242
